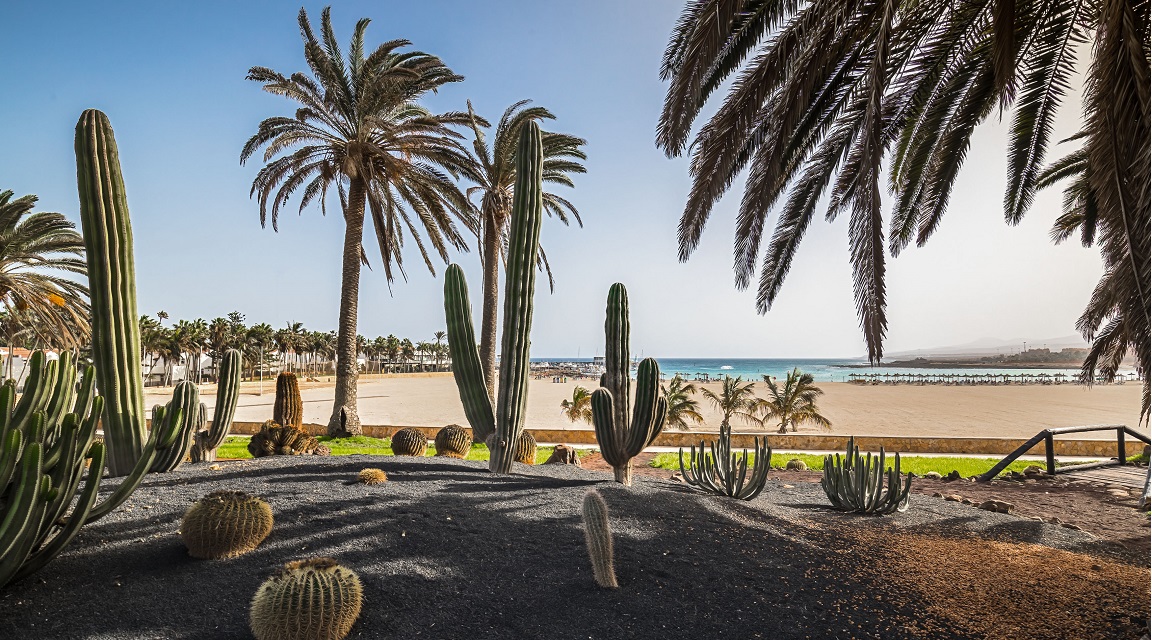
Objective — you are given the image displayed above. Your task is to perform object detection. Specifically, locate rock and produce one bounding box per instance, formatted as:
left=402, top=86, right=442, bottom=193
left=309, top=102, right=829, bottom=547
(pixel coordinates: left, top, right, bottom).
left=1129, top=488, right=1145, bottom=497
left=932, top=492, right=944, bottom=498
left=1023, top=464, right=1044, bottom=475
left=313, top=445, right=332, bottom=457
left=785, top=459, right=808, bottom=471
left=1108, top=489, right=1130, bottom=498
left=544, top=444, right=581, bottom=466
left=944, top=494, right=963, bottom=502
left=207, top=464, right=222, bottom=471
left=923, top=472, right=943, bottom=480
left=1044, top=516, right=1062, bottom=525
left=945, top=470, right=962, bottom=482
left=976, top=499, right=1015, bottom=514
left=1091, top=564, right=1103, bottom=571
left=961, top=498, right=974, bottom=505
left=669, top=472, right=684, bottom=483
left=1061, top=522, right=1083, bottom=531
left=781, top=484, right=794, bottom=489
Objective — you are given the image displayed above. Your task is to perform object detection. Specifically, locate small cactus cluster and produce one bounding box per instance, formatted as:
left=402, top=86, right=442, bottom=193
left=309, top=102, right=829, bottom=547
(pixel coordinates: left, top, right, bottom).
left=248, top=421, right=320, bottom=457
left=390, top=428, right=427, bottom=456
left=820, top=436, right=913, bottom=515
left=514, top=431, right=537, bottom=464
left=274, top=372, right=304, bottom=429
left=358, top=468, right=387, bottom=485
left=250, top=557, right=363, bottom=640
left=581, top=490, right=618, bottom=588
left=679, top=423, right=772, bottom=500
left=433, top=424, right=471, bottom=458
left=181, top=491, right=273, bottom=559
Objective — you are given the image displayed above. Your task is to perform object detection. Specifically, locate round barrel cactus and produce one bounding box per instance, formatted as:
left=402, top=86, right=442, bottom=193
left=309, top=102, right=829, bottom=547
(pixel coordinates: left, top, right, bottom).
left=391, top=428, right=427, bottom=456
left=434, top=424, right=471, bottom=458
left=182, top=491, right=273, bottom=559
left=250, top=557, right=362, bottom=640
left=248, top=420, right=319, bottom=457
left=358, top=468, right=387, bottom=485
left=514, top=431, right=537, bottom=464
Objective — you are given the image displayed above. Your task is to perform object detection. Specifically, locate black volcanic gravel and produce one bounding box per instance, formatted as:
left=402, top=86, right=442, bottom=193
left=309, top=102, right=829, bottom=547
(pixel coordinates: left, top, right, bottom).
left=0, top=456, right=1143, bottom=639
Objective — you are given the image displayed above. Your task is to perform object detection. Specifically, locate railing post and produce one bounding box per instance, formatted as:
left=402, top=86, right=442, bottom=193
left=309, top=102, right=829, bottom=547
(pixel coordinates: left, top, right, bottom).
left=1045, top=433, right=1056, bottom=475
left=1117, top=428, right=1126, bottom=465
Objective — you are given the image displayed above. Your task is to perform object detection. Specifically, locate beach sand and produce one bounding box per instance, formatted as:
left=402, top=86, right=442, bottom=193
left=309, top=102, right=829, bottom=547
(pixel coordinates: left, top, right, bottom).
left=146, top=374, right=1146, bottom=439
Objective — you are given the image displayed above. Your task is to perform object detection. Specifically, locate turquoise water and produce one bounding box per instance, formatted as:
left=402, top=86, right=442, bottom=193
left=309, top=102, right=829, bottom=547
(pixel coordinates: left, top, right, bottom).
left=532, top=358, right=1086, bottom=383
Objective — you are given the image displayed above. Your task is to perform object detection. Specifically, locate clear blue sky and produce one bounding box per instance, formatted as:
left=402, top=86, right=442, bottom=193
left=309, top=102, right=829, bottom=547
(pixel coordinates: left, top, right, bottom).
left=0, top=1, right=1100, bottom=358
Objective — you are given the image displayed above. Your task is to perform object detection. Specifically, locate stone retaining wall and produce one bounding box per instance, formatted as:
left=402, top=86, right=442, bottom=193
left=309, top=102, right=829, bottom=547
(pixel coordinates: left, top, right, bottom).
left=225, top=422, right=1142, bottom=458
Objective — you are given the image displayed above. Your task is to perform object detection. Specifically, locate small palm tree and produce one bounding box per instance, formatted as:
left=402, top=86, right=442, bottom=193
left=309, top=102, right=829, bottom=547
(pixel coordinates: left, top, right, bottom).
left=758, top=369, right=831, bottom=434
left=560, top=386, right=594, bottom=424
left=0, top=190, right=90, bottom=349
left=242, top=7, right=475, bottom=436
left=458, top=100, right=587, bottom=398
left=700, top=375, right=759, bottom=430
left=662, top=374, right=703, bottom=430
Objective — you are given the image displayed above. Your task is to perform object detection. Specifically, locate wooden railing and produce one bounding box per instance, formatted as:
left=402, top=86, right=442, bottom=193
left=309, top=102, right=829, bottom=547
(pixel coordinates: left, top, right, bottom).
left=977, top=424, right=1150, bottom=481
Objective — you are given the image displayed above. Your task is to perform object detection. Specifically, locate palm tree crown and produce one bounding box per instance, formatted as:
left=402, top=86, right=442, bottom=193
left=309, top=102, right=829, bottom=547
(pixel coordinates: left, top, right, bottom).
left=662, top=374, right=704, bottom=430
left=658, top=0, right=1149, bottom=419
left=700, top=375, right=759, bottom=430
left=560, top=386, right=594, bottom=424
left=0, top=190, right=90, bottom=349
left=758, top=369, right=831, bottom=434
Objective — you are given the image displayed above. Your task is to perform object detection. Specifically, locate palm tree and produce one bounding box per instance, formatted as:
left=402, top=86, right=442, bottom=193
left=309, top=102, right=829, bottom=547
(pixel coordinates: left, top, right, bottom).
left=458, top=100, right=587, bottom=398
left=662, top=374, right=704, bottom=430
left=700, top=375, right=759, bottom=430
left=242, top=7, right=475, bottom=436
left=658, top=0, right=1149, bottom=419
left=156, top=310, right=168, bottom=325
left=0, top=190, right=90, bottom=350
left=432, top=330, right=446, bottom=370
left=560, top=386, right=594, bottom=424
left=758, top=369, right=831, bottom=434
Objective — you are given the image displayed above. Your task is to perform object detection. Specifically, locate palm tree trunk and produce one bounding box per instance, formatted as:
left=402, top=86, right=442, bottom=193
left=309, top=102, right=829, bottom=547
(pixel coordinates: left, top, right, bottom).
left=327, top=176, right=367, bottom=437
left=478, top=214, right=501, bottom=402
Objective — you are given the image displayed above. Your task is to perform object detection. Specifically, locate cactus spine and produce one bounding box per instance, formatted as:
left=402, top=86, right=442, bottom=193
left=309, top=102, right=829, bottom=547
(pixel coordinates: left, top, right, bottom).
left=191, top=349, right=241, bottom=462
left=581, top=490, right=618, bottom=588
left=76, top=108, right=147, bottom=477
left=591, top=284, right=667, bottom=485
left=274, top=371, right=303, bottom=429
left=820, top=436, right=913, bottom=514
left=444, top=121, right=544, bottom=474
left=250, top=558, right=363, bottom=640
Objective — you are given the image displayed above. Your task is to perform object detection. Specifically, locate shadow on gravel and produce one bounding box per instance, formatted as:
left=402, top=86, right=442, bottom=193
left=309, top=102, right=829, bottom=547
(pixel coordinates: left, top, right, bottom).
left=2, top=458, right=1145, bottom=640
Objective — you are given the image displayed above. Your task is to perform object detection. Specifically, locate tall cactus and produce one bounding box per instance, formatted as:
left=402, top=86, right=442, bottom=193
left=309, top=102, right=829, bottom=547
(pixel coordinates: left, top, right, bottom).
left=76, top=108, right=147, bottom=477
left=274, top=371, right=303, bottom=428
left=444, top=121, right=543, bottom=474
left=591, top=284, right=667, bottom=485
left=191, top=348, right=241, bottom=462
left=150, top=381, right=200, bottom=473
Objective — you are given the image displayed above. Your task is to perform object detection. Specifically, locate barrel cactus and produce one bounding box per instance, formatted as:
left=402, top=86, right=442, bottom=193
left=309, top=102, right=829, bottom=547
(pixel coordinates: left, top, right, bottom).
left=434, top=424, right=471, bottom=458
left=357, top=468, right=387, bottom=485
left=444, top=121, right=544, bottom=474
left=514, top=431, right=537, bottom=464
left=248, top=421, right=319, bottom=457
left=391, top=428, right=427, bottom=457
left=250, top=557, right=363, bottom=640
left=591, top=284, right=667, bottom=485
left=581, top=490, right=618, bottom=588
left=182, top=490, right=273, bottom=559
left=820, top=436, right=913, bottom=515
left=679, top=422, right=772, bottom=500
left=274, top=372, right=304, bottom=429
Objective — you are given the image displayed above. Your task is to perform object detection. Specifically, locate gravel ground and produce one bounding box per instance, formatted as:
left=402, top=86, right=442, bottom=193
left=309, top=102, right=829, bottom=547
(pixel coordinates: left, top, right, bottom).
left=1, top=456, right=1147, bottom=639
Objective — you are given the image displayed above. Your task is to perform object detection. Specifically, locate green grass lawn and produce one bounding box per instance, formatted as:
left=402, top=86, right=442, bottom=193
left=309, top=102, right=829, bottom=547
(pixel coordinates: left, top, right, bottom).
left=649, top=451, right=1068, bottom=478
left=217, top=435, right=586, bottom=466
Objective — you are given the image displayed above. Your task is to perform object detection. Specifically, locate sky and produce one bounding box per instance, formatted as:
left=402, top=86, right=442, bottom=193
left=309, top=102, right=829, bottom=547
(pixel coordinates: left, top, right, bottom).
left=0, top=1, right=1101, bottom=359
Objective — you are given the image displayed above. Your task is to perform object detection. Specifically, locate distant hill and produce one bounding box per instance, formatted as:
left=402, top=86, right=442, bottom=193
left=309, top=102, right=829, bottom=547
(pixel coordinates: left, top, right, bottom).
left=884, top=335, right=1089, bottom=359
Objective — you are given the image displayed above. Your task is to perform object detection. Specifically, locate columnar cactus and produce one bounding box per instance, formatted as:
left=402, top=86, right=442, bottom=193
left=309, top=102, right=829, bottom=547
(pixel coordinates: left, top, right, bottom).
left=151, top=382, right=201, bottom=472
left=181, top=490, right=273, bottom=559
left=591, top=284, right=667, bottom=485
left=434, top=424, right=471, bottom=458
left=820, top=436, right=913, bottom=515
left=390, top=428, right=427, bottom=457
left=274, top=371, right=303, bottom=429
left=444, top=121, right=544, bottom=474
left=581, top=490, right=618, bottom=588
left=191, top=349, right=241, bottom=463
left=514, top=431, right=537, bottom=464
left=679, top=422, right=772, bottom=500
left=250, top=558, right=363, bottom=640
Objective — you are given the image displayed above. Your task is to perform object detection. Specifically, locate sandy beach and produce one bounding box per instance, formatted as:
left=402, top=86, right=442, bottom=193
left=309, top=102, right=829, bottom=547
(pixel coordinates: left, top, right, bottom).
left=146, top=374, right=1146, bottom=440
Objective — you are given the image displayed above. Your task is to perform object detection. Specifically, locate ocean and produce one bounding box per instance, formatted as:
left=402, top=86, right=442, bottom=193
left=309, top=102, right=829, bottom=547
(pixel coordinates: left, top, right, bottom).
left=531, top=358, right=1088, bottom=383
